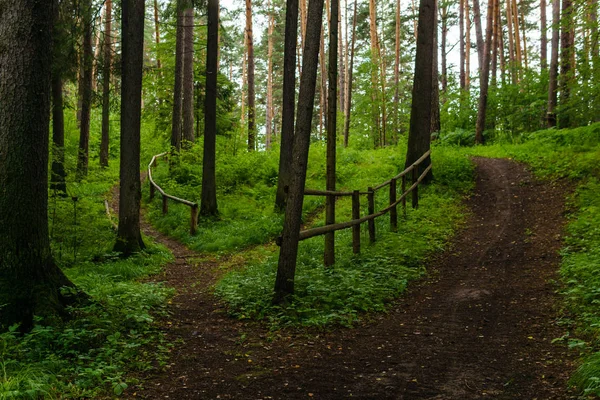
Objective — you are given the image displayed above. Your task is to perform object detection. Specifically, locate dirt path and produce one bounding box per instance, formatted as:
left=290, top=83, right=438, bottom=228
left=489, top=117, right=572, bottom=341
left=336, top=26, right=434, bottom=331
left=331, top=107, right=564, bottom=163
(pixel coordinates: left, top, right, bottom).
left=130, top=158, right=576, bottom=399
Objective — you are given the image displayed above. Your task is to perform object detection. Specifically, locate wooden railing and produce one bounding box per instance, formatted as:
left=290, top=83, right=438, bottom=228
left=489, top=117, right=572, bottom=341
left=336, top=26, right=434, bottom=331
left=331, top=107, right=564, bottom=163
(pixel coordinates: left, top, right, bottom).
left=290, top=150, right=432, bottom=257
left=148, top=153, right=199, bottom=234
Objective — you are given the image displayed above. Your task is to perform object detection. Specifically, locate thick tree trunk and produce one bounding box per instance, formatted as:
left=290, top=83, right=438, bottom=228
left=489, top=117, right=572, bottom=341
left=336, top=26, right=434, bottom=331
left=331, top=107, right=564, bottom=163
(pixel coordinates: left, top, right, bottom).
left=246, top=0, right=256, bottom=151
left=275, top=0, right=299, bottom=210
left=394, top=0, right=402, bottom=140
left=475, top=0, right=495, bottom=144
left=182, top=5, right=195, bottom=145
left=405, top=0, right=434, bottom=179
left=343, top=0, right=358, bottom=147
left=491, top=0, right=499, bottom=85
left=77, top=0, right=93, bottom=179
left=559, top=0, right=573, bottom=128
left=472, top=0, right=485, bottom=69
left=325, top=0, right=338, bottom=267
left=100, top=0, right=112, bottom=168
left=319, top=28, right=327, bottom=138
left=541, top=0, right=548, bottom=70
left=338, top=0, right=345, bottom=113
left=591, top=0, right=599, bottom=59
left=171, top=3, right=185, bottom=151
left=441, top=4, right=448, bottom=92
left=201, top=0, right=219, bottom=217
left=0, top=0, right=78, bottom=332
left=274, top=0, right=325, bottom=303
left=465, top=0, right=471, bottom=89
left=506, top=0, right=516, bottom=83
left=512, top=0, right=522, bottom=72
left=547, top=0, right=560, bottom=127
left=114, top=0, right=146, bottom=255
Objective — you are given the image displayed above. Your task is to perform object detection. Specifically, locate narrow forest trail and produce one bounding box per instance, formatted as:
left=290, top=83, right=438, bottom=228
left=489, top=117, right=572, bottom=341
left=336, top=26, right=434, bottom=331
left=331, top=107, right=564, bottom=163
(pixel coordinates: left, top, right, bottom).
left=130, top=158, right=576, bottom=399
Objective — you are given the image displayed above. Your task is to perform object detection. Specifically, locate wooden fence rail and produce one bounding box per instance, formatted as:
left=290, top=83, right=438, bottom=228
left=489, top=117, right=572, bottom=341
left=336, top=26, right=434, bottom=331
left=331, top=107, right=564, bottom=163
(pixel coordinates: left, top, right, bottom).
left=285, top=150, right=431, bottom=263
left=148, top=153, right=199, bottom=234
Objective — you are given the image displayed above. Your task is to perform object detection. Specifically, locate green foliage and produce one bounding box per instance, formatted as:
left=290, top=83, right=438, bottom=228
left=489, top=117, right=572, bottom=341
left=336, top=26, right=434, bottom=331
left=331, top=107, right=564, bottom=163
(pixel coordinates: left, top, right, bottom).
left=213, top=145, right=473, bottom=328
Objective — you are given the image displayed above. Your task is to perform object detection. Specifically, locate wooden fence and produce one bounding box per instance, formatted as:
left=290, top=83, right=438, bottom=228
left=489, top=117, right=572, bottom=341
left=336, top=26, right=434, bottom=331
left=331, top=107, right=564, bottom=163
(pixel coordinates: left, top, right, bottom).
left=148, top=153, right=199, bottom=234
left=290, top=150, right=432, bottom=260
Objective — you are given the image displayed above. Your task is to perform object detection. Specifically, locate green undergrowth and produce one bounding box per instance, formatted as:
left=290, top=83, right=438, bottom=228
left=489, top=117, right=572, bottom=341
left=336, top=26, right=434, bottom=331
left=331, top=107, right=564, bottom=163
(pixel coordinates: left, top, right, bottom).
left=454, top=123, right=600, bottom=396
left=212, top=145, right=474, bottom=328
left=1, top=113, right=174, bottom=399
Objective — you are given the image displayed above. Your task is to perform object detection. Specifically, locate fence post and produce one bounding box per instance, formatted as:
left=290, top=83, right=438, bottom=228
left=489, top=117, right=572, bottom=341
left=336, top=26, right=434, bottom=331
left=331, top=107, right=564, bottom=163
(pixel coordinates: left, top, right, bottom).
left=150, top=182, right=155, bottom=200
left=390, top=178, right=397, bottom=232
left=190, top=204, right=198, bottom=235
left=412, top=168, right=419, bottom=209
left=402, top=175, right=407, bottom=217
left=352, top=190, right=360, bottom=254
left=324, top=193, right=335, bottom=267
left=367, top=187, right=375, bottom=243
left=162, top=195, right=168, bottom=214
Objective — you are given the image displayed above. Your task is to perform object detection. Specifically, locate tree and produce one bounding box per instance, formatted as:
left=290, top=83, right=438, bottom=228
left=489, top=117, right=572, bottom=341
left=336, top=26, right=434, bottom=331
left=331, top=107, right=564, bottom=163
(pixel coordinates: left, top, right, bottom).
left=343, top=0, right=357, bottom=147
left=405, top=0, right=434, bottom=178
left=77, top=0, right=93, bottom=179
left=541, top=0, right=548, bottom=70
left=547, top=0, right=560, bottom=126
left=266, top=0, right=275, bottom=150
left=114, top=0, right=146, bottom=255
left=246, top=0, right=257, bottom=151
left=274, top=0, right=325, bottom=303
left=51, top=2, right=67, bottom=194
left=202, top=0, right=219, bottom=217
left=100, top=0, right=112, bottom=168
left=171, top=1, right=185, bottom=151
left=0, top=0, right=79, bottom=332
left=274, top=0, right=299, bottom=210
left=182, top=3, right=195, bottom=145
left=559, top=0, right=573, bottom=128
left=475, top=0, right=495, bottom=144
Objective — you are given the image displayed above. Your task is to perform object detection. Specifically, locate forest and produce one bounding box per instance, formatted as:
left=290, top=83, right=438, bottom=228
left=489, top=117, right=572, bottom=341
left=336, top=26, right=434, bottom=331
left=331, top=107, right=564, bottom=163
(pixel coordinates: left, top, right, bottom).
left=1, top=0, right=600, bottom=397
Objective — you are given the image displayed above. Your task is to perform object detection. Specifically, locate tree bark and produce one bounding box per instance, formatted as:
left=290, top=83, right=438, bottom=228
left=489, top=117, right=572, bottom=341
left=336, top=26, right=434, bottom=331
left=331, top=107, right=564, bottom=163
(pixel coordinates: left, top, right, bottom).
left=100, top=0, right=112, bottom=168
left=506, top=0, right=516, bottom=83
left=491, top=0, right=499, bottom=85
left=559, top=0, right=573, bottom=128
left=547, top=0, right=560, bottom=127
left=77, top=0, right=93, bottom=179
left=182, top=5, right=195, bottom=145
left=274, top=0, right=325, bottom=302
left=154, top=0, right=162, bottom=69
left=246, top=0, right=256, bottom=151
left=319, top=27, right=327, bottom=139
left=171, top=2, right=185, bottom=151
left=475, top=0, right=495, bottom=144
left=465, top=0, right=471, bottom=88
left=441, top=4, right=448, bottom=92
left=202, top=0, right=219, bottom=217
left=338, top=0, right=345, bottom=113
left=0, top=0, right=78, bottom=332
left=369, top=0, right=382, bottom=146
left=275, top=0, right=299, bottom=210
left=114, top=0, right=146, bottom=255
left=431, top=0, right=440, bottom=134
left=472, top=0, right=485, bottom=70
left=325, top=0, right=339, bottom=267
left=459, top=0, right=466, bottom=89
left=541, top=0, right=548, bottom=70
left=405, top=0, right=434, bottom=179
left=343, top=0, right=358, bottom=147
left=266, top=0, right=274, bottom=150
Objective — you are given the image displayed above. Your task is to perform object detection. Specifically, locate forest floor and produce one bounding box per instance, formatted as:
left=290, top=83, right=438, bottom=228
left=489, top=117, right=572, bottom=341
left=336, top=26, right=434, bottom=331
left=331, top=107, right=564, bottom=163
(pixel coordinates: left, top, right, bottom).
left=128, top=158, right=577, bottom=399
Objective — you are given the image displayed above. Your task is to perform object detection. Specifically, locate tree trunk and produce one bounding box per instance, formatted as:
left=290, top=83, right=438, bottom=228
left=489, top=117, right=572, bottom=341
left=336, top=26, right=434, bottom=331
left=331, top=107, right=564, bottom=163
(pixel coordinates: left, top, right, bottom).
left=459, top=0, right=466, bottom=89
left=475, top=0, right=495, bottom=144
left=1, top=0, right=78, bottom=332
left=92, top=11, right=103, bottom=92
left=591, top=0, right=599, bottom=59
left=431, top=0, right=440, bottom=134
left=154, top=0, right=162, bottom=69
left=319, top=28, right=327, bottom=139
left=394, top=0, right=402, bottom=140
left=343, top=0, right=358, bottom=147
left=182, top=5, right=195, bottom=145
left=369, top=0, right=382, bottom=146
left=274, top=0, right=325, bottom=303
left=491, top=0, right=499, bottom=85
left=325, top=0, right=338, bottom=267
left=202, top=0, right=219, bottom=217
left=465, top=0, right=471, bottom=88
left=506, top=0, right=516, bottom=83
left=512, top=0, right=522, bottom=73
left=547, top=0, right=560, bottom=127
left=441, top=4, right=448, bottom=92
left=114, top=0, right=146, bottom=255
left=559, top=0, right=573, bottom=128
left=338, top=0, right=345, bottom=113
left=100, top=0, right=112, bottom=168
left=541, top=0, right=548, bottom=70
left=51, top=4, right=67, bottom=194
left=246, top=0, right=256, bottom=151
left=266, top=0, right=274, bottom=150
left=472, top=0, right=485, bottom=69
left=405, top=0, right=434, bottom=179
left=275, top=0, right=299, bottom=210
left=171, top=2, right=185, bottom=151
left=519, top=1, right=528, bottom=70
left=77, top=0, right=93, bottom=179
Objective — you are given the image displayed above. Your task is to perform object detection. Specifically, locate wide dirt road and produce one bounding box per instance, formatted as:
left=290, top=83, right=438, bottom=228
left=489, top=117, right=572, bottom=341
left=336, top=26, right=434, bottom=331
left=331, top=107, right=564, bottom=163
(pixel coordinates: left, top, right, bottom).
left=132, top=158, right=575, bottom=399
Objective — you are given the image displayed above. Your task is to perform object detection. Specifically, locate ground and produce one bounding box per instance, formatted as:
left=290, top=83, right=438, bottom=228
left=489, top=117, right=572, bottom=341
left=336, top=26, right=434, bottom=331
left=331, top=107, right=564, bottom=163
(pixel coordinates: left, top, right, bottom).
left=128, top=158, right=576, bottom=399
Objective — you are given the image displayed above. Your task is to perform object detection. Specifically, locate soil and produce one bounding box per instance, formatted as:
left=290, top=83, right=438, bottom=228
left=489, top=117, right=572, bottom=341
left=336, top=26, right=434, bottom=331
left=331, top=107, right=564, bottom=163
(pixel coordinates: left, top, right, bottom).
left=128, top=158, right=577, bottom=399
